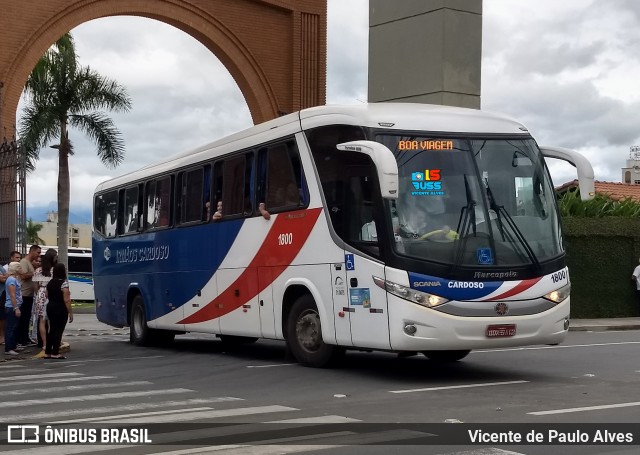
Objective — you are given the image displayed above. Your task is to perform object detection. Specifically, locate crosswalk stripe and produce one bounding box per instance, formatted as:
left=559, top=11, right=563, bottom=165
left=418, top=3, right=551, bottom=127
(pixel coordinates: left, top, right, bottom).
left=437, top=449, right=526, bottom=454
left=390, top=380, right=528, bottom=394
left=1, top=388, right=193, bottom=408
left=53, top=407, right=214, bottom=424
left=264, top=415, right=361, bottom=424
left=0, top=375, right=114, bottom=388
left=3, top=381, right=152, bottom=396
left=0, top=397, right=243, bottom=423
left=89, top=405, right=298, bottom=424
left=0, top=443, right=124, bottom=455
left=0, top=372, right=82, bottom=382
left=0, top=364, right=26, bottom=369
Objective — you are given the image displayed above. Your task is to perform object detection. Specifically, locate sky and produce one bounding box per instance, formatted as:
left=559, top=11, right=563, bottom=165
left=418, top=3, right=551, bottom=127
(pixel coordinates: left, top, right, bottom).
left=17, top=0, right=640, bottom=212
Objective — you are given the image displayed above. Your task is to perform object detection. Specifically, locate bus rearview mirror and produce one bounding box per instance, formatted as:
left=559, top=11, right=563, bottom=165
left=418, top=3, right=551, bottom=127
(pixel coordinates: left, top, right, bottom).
left=336, top=141, right=399, bottom=199
left=539, top=146, right=595, bottom=201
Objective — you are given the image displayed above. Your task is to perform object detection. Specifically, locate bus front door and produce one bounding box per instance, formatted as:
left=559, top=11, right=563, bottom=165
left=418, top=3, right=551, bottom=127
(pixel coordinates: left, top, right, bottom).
left=345, top=255, right=390, bottom=350
left=341, top=166, right=391, bottom=350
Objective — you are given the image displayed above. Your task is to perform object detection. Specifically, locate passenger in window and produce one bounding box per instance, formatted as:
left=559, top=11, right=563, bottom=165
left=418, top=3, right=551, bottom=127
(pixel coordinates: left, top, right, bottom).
left=258, top=202, right=270, bottom=220
left=212, top=201, right=223, bottom=221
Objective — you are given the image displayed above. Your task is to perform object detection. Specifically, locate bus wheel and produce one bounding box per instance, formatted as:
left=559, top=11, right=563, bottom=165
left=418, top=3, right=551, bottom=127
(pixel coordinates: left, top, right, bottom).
left=130, top=296, right=151, bottom=346
left=422, top=350, right=471, bottom=363
left=287, top=295, right=340, bottom=367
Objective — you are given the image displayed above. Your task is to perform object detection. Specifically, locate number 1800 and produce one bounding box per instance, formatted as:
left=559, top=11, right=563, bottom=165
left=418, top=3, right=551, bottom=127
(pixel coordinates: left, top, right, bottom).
left=278, top=233, right=293, bottom=245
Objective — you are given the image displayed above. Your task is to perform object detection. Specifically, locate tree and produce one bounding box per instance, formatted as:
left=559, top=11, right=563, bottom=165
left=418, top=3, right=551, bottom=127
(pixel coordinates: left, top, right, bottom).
left=25, top=218, right=44, bottom=245
left=18, top=33, right=132, bottom=266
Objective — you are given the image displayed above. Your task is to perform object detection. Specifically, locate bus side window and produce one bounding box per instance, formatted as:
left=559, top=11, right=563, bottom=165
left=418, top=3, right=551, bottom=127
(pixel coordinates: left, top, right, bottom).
left=122, top=185, right=140, bottom=234
left=94, top=190, right=118, bottom=238
left=221, top=155, right=247, bottom=217
left=145, top=180, right=157, bottom=229
left=202, top=164, right=212, bottom=221
left=212, top=161, right=224, bottom=221
left=258, top=140, right=304, bottom=213
left=156, top=177, right=171, bottom=227
left=177, top=167, right=204, bottom=224
left=145, top=176, right=172, bottom=230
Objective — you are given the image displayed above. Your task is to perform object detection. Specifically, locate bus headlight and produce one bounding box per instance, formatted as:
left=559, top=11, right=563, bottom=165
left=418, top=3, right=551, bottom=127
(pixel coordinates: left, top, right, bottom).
left=373, top=276, right=450, bottom=308
left=543, top=283, right=571, bottom=304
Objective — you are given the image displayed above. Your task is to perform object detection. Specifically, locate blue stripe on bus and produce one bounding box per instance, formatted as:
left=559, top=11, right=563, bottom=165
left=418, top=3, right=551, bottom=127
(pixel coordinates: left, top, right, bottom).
left=93, top=219, right=244, bottom=325
left=408, top=272, right=503, bottom=301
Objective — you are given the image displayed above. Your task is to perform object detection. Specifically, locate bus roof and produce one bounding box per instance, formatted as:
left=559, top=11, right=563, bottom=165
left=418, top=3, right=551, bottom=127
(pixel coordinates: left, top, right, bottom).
left=33, top=245, right=92, bottom=255
left=95, top=103, right=529, bottom=193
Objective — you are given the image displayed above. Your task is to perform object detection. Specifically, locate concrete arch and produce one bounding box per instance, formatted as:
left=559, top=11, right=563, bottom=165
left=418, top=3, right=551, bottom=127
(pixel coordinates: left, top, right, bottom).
left=0, top=0, right=327, bottom=132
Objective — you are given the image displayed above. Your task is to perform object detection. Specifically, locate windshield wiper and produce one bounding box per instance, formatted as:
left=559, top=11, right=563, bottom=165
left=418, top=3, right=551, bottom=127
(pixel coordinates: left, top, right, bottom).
left=484, top=179, right=541, bottom=271
left=452, top=175, right=477, bottom=275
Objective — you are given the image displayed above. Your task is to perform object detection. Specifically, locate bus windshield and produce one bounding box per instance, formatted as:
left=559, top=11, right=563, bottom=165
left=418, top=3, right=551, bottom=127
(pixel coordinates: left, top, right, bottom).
left=376, top=134, right=562, bottom=267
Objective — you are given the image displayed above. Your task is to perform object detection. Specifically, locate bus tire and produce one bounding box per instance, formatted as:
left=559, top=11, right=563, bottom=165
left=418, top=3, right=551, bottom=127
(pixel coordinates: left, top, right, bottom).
left=286, top=295, right=341, bottom=368
left=130, top=296, right=152, bottom=346
left=422, top=350, right=471, bottom=363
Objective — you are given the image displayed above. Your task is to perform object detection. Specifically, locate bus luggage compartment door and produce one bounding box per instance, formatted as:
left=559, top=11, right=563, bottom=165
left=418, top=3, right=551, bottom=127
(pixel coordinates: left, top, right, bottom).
left=217, top=267, right=261, bottom=337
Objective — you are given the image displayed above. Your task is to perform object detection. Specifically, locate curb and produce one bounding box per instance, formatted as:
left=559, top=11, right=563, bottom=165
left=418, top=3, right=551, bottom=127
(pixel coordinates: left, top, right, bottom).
left=71, top=306, right=96, bottom=314
left=569, top=325, right=640, bottom=332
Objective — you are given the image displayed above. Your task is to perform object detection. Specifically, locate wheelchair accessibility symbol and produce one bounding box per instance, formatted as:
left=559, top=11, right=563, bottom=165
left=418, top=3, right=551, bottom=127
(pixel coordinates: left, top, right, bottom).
left=345, top=254, right=355, bottom=271
left=477, top=248, right=493, bottom=265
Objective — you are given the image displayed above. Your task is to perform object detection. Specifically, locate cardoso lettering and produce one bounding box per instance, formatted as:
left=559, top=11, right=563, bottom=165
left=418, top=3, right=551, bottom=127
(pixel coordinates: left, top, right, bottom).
left=448, top=281, right=484, bottom=289
left=413, top=281, right=441, bottom=287
left=116, top=245, right=170, bottom=264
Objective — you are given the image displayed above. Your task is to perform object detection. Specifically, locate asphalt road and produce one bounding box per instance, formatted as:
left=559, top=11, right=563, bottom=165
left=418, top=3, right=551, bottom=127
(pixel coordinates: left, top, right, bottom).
left=0, top=316, right=639, bottom=455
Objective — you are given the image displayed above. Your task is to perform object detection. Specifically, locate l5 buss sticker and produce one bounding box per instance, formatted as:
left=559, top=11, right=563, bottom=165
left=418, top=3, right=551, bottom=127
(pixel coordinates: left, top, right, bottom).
left=411, top=169, right=443, bottom=196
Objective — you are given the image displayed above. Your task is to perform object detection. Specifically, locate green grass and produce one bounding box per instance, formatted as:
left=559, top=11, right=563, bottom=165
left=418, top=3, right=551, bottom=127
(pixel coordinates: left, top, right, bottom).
left=71, top=302, right=95, bottom=308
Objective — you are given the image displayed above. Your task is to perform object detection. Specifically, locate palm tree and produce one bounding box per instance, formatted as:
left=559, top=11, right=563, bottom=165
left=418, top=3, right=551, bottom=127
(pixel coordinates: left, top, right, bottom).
left=25, top=218, right=45, bottom=245
left=18, top=33, right=132, bottom=266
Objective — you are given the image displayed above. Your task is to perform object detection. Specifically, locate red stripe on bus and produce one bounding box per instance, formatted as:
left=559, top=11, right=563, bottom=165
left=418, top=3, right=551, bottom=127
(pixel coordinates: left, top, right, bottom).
left=179, top=208, right=322, bottom=325
left=488, top=277, right=543, bottom=301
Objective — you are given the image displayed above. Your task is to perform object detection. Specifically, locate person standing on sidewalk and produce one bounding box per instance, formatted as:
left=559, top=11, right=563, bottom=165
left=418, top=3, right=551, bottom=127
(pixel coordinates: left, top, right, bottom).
left=17, top=244, right=41, bottom=346
left=45, top=263, right=73, bottom=359
left=632, top=258, right=640, bottom=313
left=32, top=248, right=58, bottom=351
left=4, top=262, right=23, bottom=356
left=0, top=251, right=22, bottom=347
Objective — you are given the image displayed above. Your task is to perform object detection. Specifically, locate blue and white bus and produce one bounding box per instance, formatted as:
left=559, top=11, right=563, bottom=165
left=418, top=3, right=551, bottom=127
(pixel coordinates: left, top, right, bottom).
left=35, top=245, right=94, bottom=301
left=92, top=103, right=594, bottom=366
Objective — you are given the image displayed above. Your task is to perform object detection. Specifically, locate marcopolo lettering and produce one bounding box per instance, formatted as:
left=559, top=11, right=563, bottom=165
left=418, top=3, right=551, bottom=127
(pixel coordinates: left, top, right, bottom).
left=448, top=281, right=484, bottom=289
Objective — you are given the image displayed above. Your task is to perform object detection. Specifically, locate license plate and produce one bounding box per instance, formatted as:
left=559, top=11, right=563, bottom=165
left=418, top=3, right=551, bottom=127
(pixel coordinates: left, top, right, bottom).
left=486, top=324, right=516, bottom=338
